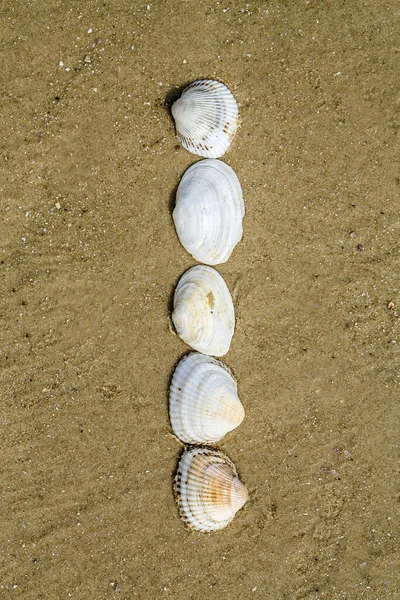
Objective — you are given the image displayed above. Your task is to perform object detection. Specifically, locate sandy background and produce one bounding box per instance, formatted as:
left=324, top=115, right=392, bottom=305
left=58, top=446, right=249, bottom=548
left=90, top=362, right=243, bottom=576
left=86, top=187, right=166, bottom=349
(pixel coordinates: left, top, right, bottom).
left=1, top=1, right=399, bottom=598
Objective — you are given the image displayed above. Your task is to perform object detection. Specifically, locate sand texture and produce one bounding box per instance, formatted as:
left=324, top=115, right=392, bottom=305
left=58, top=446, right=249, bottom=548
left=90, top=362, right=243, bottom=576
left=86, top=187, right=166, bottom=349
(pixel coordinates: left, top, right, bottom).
left=1, top=1, right=399, bottom=598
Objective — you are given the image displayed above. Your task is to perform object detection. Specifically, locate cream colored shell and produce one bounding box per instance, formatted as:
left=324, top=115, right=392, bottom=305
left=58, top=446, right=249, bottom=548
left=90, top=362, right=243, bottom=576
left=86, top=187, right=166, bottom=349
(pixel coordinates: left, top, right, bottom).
left=173, top=159, right=245, bottom=266
left=171, top=265, right=235, bottom=357
left=174, top=447, right=248, bottom=532
left=169, top=352, right=244, bottom=444
left=171, top=80, right=239, bottom=158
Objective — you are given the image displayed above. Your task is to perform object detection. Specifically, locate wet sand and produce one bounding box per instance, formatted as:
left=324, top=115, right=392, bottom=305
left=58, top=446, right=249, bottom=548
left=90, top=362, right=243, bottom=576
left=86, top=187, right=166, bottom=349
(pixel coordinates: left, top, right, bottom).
left=1, top=1, right=399, bottom=598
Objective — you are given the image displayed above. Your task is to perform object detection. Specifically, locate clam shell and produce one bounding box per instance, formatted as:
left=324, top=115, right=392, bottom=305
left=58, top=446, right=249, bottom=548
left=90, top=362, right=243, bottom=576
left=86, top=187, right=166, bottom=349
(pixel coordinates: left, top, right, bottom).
left=171, top=80, right=239, bottom=158
left=173, top=159, right=245, bottom=266
left=169, top=352, right=245, bottom=444
left=172, top=265, right=234, bottom=357
left=174, top=447, right=248, bottom=532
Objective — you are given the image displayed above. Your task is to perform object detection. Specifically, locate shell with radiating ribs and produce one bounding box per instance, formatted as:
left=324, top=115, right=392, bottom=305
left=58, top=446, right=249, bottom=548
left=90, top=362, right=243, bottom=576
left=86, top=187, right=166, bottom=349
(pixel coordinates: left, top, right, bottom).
left=174, top=447, right=248, bottom=532
left=169, top=352, right=244, bottom=444
left=171, top=79, right=239, bottom=158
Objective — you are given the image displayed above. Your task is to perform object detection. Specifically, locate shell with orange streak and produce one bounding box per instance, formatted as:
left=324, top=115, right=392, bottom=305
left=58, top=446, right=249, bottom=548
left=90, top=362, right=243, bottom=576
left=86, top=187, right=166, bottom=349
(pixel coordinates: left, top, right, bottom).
left=174, top=447, right=248, bottom=532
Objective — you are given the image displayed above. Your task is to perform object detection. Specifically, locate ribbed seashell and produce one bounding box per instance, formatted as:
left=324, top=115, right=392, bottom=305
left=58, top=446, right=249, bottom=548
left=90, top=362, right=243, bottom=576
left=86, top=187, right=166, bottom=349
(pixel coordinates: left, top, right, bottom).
left=169, top=352, right=244, bottom=444
left=174, top=447, right=248, bottom=532
left=172, top=265, right=234, bottom=357
left=171, top=80, right=239, bottom=158
left=173, top=159, right=245, bottom=266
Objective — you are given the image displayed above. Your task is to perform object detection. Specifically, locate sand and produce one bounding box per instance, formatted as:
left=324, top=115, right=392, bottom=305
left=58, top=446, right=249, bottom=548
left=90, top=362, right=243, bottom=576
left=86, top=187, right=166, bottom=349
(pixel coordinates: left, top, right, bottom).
left=1, top=1, right=399, bottom=598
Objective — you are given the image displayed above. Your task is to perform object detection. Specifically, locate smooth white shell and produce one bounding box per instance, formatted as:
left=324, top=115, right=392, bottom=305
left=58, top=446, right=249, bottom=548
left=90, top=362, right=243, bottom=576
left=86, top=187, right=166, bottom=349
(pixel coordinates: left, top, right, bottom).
left=172, top=265, right=235, bottom=357
left=169, top=352, right=245, bottom=444
left=174, top=447, right=248, bottom=532
left=173, top=159, right=245, bottom=266
left=171, top=80, right=239, bottom=158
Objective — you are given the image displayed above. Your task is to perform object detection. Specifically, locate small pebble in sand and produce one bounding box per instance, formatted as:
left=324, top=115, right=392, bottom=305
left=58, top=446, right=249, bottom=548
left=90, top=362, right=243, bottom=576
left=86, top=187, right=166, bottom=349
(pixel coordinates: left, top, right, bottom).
left=349, top=231, right=357, bottom=237
left=388, top=301, right=395, bottom=310
left=110, top=581, right=121, bottom=591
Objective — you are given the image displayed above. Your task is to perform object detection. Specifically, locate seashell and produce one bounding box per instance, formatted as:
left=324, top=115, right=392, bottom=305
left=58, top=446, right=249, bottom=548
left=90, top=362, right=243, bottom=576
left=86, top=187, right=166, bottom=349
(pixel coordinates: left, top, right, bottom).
left=169, top=352, right=244, bottom=444
left=174, top=447, right=248, bottom=532
left=173, top=159, right=245, bottom=266
left=171, top=80, right=239, bottom=158
left=172, top=265, right=234, bottom=357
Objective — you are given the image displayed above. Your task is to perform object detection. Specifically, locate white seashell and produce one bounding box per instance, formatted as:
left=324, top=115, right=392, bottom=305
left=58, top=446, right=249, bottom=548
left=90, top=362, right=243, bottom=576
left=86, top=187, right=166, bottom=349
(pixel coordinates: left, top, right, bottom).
left=172, top=265, right=234, bottom=357
left=171, top=80, right=239, bottom=158
left=174, top=447, right=248, bottom=532
left=173, top=159, right=245, bottom=266
left=169, top=352, right=244, bottom=444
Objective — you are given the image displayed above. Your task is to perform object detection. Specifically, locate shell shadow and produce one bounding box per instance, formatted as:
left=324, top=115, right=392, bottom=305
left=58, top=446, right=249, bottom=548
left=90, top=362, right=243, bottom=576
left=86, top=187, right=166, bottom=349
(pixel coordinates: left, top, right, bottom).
left=163, top=82, right=192, bottom=141
left=164, top=81, right=194, bottom=108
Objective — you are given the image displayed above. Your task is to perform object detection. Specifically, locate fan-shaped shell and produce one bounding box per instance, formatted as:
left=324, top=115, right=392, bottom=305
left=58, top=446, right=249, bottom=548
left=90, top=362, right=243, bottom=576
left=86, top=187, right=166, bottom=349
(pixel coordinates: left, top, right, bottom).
left=172, top=265, right=234, bottom=357
left=169, top=352, right=244, bottom=444
left=171, top=80, right=239, bottom=158
left=174, top=447, right=248, bottom=532
left=173, top=159, right=245, bottom=266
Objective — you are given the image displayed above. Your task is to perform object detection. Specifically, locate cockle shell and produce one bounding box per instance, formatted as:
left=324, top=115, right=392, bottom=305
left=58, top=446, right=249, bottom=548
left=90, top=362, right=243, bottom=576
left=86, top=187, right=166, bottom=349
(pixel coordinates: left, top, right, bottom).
left=171, top=80, right=239, bottom=158
left=174, top=447, right=248, bottom=532
left=169, top=352, right=244, bottom=444
left=172, top=265, right=234, bottom=357
left=173, top=159, right=245, bottom=266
